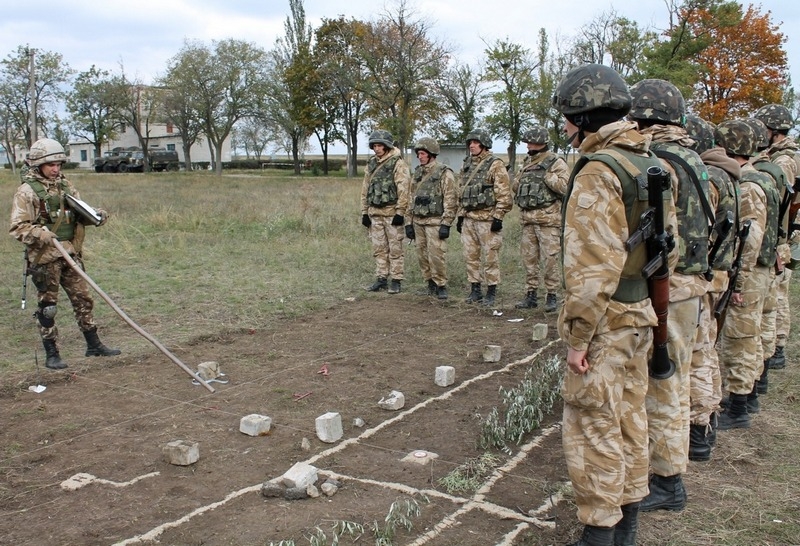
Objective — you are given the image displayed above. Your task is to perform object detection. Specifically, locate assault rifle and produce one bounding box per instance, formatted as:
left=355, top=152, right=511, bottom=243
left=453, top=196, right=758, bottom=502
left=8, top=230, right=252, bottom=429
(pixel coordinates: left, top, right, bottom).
left=713, top=220, right=752, bottom=332
left=21, top=249, right=29, bottom=310
left=703, top=211, right=734, bottom=281
left=625, top=165, right=676, bottom=380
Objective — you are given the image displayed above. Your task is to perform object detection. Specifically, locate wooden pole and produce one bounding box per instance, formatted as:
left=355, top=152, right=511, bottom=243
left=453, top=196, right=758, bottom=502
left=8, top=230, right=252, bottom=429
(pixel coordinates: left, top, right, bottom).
left=53, top=240, right=215, bottom=393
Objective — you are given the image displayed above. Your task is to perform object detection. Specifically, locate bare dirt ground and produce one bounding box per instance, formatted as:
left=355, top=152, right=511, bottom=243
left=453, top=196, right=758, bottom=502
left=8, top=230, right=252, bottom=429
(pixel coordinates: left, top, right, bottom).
left=0, top=293, right=797, bottom=546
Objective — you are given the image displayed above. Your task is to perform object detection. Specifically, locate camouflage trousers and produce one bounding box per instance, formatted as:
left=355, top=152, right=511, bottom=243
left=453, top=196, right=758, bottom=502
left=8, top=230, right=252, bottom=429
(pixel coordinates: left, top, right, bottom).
left=461, top=218, right=502, bottom=286
left=520, top=222, right=561, bottom=293
left=775, top=268, right=791, bottom=349
left=760, top=268, right=778, bottom=365
left=562, top=325, right=652, bottom=528
left=413, top=223, right=448, bottom=287
left=368, top=215, right=405, bottom=280
left=718, top=265, right=770, bottom=395
left=646, top=296, right=700, bottom=477
left=690, top=291, right=721, bottom=425
left=34, top=256, right=97, bottom=340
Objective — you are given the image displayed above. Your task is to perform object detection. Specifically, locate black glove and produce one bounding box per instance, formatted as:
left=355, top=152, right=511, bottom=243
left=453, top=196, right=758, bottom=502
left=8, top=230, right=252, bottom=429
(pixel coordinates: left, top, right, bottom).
left=405, top=225, right=415, bottom=240
left=438, top=224, right=450, bottom=240
left=391, top=214, right=404, bottom=226
left=361, top=214, right=371, bottom=228
left=490, top=217, right=503, bottom=232
left=456, top=216, right=464, bottom=233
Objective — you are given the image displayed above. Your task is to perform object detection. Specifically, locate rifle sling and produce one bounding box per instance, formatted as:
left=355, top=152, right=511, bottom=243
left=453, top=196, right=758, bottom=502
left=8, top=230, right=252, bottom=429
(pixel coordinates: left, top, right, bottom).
left=654, top=149, right=715, bottom=231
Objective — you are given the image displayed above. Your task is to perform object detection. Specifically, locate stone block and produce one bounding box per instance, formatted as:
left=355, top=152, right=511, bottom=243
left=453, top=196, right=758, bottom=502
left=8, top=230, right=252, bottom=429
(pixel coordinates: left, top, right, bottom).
left=162, top=440, right=199, bottom=466
left=483, top=344, right=502, bottom=362
left=315, top=412, right=343, bottom=443
left=261, top=481, right=284, bottom=498
left=196, top=361, right=220, bottom=380
left=239, top=414, right=272, bottom=436
left=434, top=366, right=455, bottom=387
left=401, top=450, right=439, bottom=465
left=532, top=323, right=548, bottom=341
left=378, top=390, right=405, bottom=410
left=321, top=480, right=339, bottom=496
left=281, top=461, right=318, bottom=488
left=284, top=486, right=308, bottom=500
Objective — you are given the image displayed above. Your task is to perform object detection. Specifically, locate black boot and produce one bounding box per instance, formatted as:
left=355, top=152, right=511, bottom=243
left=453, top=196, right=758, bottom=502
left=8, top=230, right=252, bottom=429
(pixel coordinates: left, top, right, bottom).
left=544, top=292, right=558, bottom=313
left=42, top=338, right=68, bottom=370
left=367, top=277, right=388, bottom=292
left=756, top=362, right=768, bottom=394
left=707, top=412, right=718, bottom=447
left=569, top=524, right=614, bottom=546
left=515, top=290, right=538, bottom=309
left=465, top=283, right=482, bottom=303
left=436, top=285, right=448, bottom=300
left=717, top=393, right=751, bottom=429
left=747, top=387, right=760, bottom=414
left=387, top=279, right=402, bottom=294
left=613, top=502, right=639, bottom=546
left=689, top=423, right=711, bottom=462
left=418, top=279, right=437, bottom=296
left=83, top=328, right=121, bottom=357
left=482, top=284, right=497, bottom=307
left=640, top=474, right=687, bottom=512
left=768, top=346, right=785, bottom=369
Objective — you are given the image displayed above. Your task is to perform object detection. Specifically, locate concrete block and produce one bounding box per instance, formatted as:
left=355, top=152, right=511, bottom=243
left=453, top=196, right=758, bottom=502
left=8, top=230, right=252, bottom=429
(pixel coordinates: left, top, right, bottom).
left=281, top=461, right=318, bottom=488
left=532, top=323, right=548, bottom=341
left=378, top=390, right=405, bottom=410
left=483, top=344, right=502, bottom=362
left=434, top=366, right=455, bottom=387
left=239, top=414, right=272, bottom=436
left=196, top=361, right=220, bottom=380
left=315, top=412, right=343, bottom=443
left=162, top=440, right=199, bottom=466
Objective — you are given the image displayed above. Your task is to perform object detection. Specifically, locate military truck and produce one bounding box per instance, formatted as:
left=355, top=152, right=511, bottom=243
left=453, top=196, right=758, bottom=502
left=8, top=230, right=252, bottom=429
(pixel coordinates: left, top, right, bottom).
left=95, top=147, right=180, bottom=172
left=94, top=148, right=134, bottom=173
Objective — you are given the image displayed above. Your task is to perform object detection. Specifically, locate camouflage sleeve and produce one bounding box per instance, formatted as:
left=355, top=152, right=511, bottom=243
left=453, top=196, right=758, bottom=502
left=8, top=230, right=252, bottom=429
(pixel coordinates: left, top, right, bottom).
left=489, top=160, right=512, bottom=220
left=559, top=162, right=629, bottom=351
left=774, top=153, right=798, bottom=184
left=406, top=170, right=418, bottom=220
left=393, top=158, right=412, bottom=217
left=545, top=157, right=571, bottom=196
left=9, top=184, right=42, bottom=245
left=360, top=170, right=370, bottom=215
left=737, top=181, right=767, bottom=275
left=441, top=168, right=458, bottom=226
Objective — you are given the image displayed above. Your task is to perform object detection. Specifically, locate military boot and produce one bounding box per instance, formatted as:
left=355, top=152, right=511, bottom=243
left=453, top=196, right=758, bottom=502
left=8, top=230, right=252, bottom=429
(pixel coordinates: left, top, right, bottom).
left=716, top=393, right=751, bottom=430
left=367, top=277, right=388, bottom=292
left=613, top=502, right=639, bottom=546
left=482, top=285, right=497, bottom=307
left=544, top=292, right=558, bottom=313
left=387, top=279, right=402, bottom=294
left=417, top=279, right=437, bottom=296
left=84, top=328, right=122, bottom=357
left=707, top=412, right=718, bottom=447
left=436, top=285, right=448, bottom=300
left=569, top=524, right=614, bottom=546
left=755, top=362, right=769, bottom=394
left=688, top=423, right=711, bottom=462
left=42, top=338, right=67, bottom=370
left=515, top=290, right=538, bottom=309
left=768, top=346, right=785, bottom=369
left=746, top=387, right=760, bottom=414
left=640, top=474, right=686, bottom=512
left=465, top=283, right=482, bottom=303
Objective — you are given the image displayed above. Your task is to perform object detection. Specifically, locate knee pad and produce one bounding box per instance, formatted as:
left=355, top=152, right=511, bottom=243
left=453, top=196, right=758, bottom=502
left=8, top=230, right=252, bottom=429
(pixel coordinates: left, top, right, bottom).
left=37, top=302, right=57, bottom=328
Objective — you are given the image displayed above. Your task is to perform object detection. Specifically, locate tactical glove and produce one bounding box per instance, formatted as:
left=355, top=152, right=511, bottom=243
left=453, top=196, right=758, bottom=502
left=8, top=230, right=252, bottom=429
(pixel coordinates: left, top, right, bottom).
left=490, top=217, right=503, bottom=232
left=39, top=228, right=57, bottom=245
left=438, top=224, right=450, bottom=240
left=405, top=225, right=415, bottom=240
left=96, top=208, right=109, bottom=226
left=391, top=214, right=404, bottom=226
left=456, top=216, right=464, bottom=233
left=361, top=214, right=371, bottom=228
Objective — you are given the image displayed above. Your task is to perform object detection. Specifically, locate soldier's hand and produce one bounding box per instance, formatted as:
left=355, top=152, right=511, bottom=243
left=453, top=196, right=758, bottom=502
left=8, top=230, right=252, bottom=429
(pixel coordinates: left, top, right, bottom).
left=456, top=216, right=464, bottom=233
left=361, top=214, right=371, bottom=228
left=405, top=225, right=415, bottom=240
left=566, top=347, right=589, bottom=375
left=96, top=208, right=109, bottom=226
left=391, top=214, right=404, bottom=226
left=490, top=217, right=503, bottom=232
left=438, top=224, right=450, bottom=240
left=38, top=228, right=57, bottom=245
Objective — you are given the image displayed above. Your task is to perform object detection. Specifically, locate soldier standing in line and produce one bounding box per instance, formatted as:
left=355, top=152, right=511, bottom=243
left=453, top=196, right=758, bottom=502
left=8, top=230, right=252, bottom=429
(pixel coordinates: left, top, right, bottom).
left=511, top=125, right=570, bottom=313
left=360, top=130, right=411, bottom=294
left=553, top=64, right=670, bottom=546
left=10, top=138, right=120, bottom=370
left=684, top=114, right=741, bottom=461
left=455, top=128, right=512, bottom=307
left=629, top=79, right=712, bottom=513
left=715, top=120, right=780, bottom=430
left=405, top=137, right=458, bottom=300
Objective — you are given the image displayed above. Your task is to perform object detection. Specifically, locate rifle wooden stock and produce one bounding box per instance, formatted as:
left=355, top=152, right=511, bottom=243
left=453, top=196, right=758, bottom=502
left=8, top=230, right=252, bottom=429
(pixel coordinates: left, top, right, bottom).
left=714, top=220, right=752, bottom=334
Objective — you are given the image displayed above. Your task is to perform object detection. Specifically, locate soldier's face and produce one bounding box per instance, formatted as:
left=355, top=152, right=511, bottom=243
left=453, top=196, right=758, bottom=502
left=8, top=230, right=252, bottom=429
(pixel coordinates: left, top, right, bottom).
left=40, top=162, right=62, bottom=179
left=468, top=140, right=482, bottom=156
left=417, top=150, right=431, bottom=165
left=563, top=119, right=580, bottom=148
left=372, top=143, right=387, bottom=158
left=527, top=142, right=546, bottom=153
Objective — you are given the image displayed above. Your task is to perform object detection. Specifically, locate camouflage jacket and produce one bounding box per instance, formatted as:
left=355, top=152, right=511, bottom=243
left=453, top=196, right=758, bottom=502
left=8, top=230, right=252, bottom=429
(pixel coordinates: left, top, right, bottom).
left=557, top=120, right=663, bottom=352
left=407, top=160, right=458, bottom=226
left=736, top=163, right=769, bottom=283
left=766, top=137, right=799, bottom=250
left=700, top=146, right=741, bottom=278
left=456, top=149, right=512, bottom=221
left=360, top=147, right=411, bottom=217
left=511, top=150, right=570, bottom=227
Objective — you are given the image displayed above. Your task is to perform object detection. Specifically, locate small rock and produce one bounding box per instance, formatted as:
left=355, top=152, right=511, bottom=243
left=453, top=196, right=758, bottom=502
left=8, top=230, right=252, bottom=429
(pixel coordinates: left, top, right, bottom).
left=261, top=481, right=284, bottom=498
left=300, top=437, right=311, bottom=451
left=306, top=483, right=320, bottom=498
left=284, top=486, right=308, bottom=500
left=378, top=390, right=405, bottom=410
left=162, top=440, right=199, bottom=466
left=353, top=417, right=365, bottom=428
left=483, top=345, right=502, bottom=362
left=434, top=366, right=455, bottom=387
left=321, top=481, right=339, bottom=497
left=532, top=323, right=548, bottom=341
left=196, top=361, right=220, bottom=380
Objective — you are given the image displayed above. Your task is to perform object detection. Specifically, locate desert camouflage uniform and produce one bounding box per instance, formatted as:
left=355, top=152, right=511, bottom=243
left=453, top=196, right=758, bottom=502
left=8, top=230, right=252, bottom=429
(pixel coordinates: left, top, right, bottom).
left=512, top=150, right=570, bottom=293
left=407, top=160, right=458, bottom=287
left=360, top=146, right=411, bottom=281
left=558, top=120, right=664, bottom=528
left=457, top=149, right=512, bottom=286
left=640, top=124, right=710, bottom=477
left=10, top=170, right=96, bottom=340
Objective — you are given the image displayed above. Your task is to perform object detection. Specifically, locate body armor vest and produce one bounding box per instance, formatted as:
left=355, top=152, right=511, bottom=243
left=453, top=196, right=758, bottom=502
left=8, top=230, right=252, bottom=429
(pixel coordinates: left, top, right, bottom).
left=652, top=142, right=711, bottom=275
left=460, top=155, right=501, bottom=210
left=753, top=157, right=789, bottom=243
left=746, top=162, right=781, bottom=266
left=26, top=178, right=76, bottom=241
left=366, top=155, right=400, bottom=207
left=706, top=165, right=739, bottom=272
left=515, top=153, right=561, bottom=210
left=412, top=163, right=450, bottom=217
left=564, top=147, right=666, bottom=303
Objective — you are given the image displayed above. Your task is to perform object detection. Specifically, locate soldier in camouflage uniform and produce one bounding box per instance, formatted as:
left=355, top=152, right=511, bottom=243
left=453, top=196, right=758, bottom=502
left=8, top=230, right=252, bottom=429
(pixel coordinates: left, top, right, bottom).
left=553, top=64, right=670, bottom=546
left=511, top=125, right=569, bottom=312
left=629, top=80, right=712, bottom=513
left=684, top=114, right=740, bottom=461
left=405, top=137, right=458, bottom=299
left=754, top=104, right=798, bottom=373
left=456, top=128, right=512, bottom=307
left=10, top=138, right=120, bottom=370
left=715, top=120, right=780, bottom=430
left=360, top=130, right=411, bottom=294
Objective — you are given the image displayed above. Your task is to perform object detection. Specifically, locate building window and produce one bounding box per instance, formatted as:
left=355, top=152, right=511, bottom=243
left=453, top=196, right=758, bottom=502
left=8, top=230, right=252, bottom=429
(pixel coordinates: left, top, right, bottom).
left=80, top=150, right=87, bottom=162
left=166, top=122, right=174, bottom=134
left=167, top=144, right=176, bottom=151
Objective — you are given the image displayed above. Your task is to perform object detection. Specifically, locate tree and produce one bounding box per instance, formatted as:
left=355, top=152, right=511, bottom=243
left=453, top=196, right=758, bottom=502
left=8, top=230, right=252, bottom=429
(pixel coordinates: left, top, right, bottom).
left=65, top=65, right=120, bottom=160
left=430, top=62, right=487, bottom=146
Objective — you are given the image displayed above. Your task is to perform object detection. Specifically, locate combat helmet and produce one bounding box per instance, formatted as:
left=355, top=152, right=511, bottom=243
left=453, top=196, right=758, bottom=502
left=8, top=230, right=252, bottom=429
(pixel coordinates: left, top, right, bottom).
left=743, top=118, right=770, bottom=151
left=413, top=137, right=440, bottom=156
left=368, top=130, right=394, bottom=149
left=521, top=126, right=549, bottom=145
left=715, top=119, right=758, bottom=158
left=27, top=138, right=67, bottom=167
left=684, top=114, right=715, bottom=155
left=466, top=128, right=493, bottom=149
left=754, top=103, right=794, bottom=131
left=552, top=63, right=631, bottom=116
left=629, top=79, right=686, bottom=126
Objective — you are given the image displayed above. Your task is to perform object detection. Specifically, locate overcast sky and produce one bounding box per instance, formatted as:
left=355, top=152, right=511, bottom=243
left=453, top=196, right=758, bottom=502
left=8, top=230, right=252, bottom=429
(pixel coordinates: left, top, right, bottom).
left=2, top=0, right=798, bottom=153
